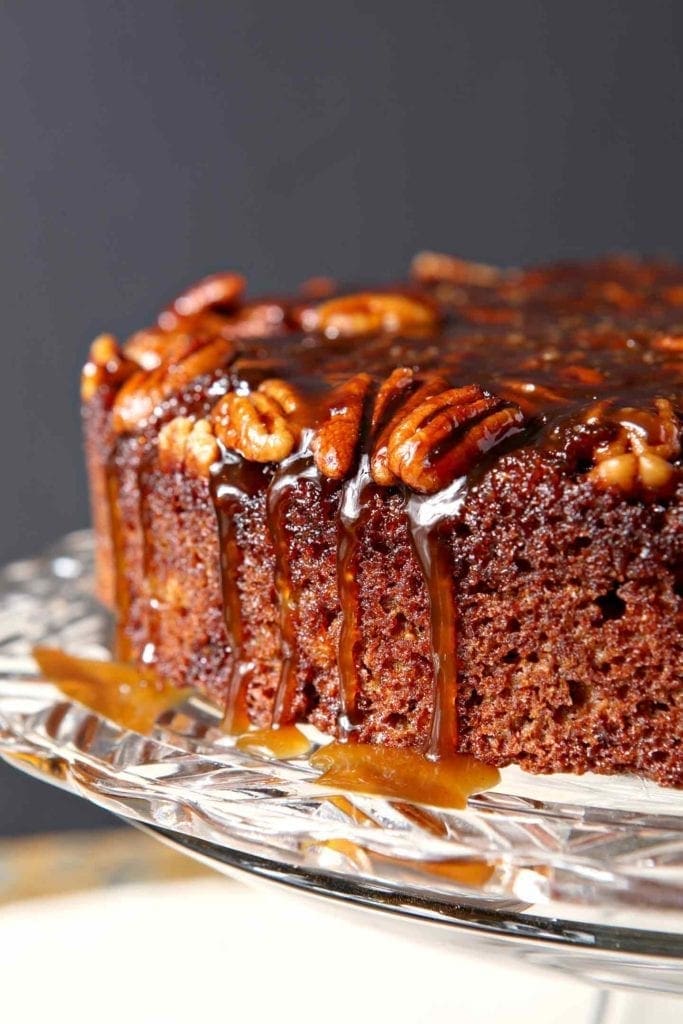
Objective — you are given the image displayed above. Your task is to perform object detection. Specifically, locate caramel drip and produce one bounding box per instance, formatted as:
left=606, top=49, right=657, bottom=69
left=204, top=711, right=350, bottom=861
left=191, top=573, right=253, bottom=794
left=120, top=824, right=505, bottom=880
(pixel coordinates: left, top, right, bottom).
left=235, top=725, right=312, bottom=758
left=139, top=449, right=160, bottom=669
left=311, top=742, right=499, bottom=809
left=335, top=454, right=376, bottom=737
left=268, top=448, right=319, bottom=725
left=407, top=478, right=468, bottom=759
left=33, top=647, right=191, bottom=735
left=210, top=453, right=267, bottom=733
left=105, top=446, right=133, bottom=663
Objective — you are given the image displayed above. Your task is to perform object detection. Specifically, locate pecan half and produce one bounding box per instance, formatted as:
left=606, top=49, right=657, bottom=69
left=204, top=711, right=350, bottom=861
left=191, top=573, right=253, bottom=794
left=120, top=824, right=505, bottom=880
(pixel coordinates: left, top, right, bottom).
left=113, top=336, right=234, bottom=434
left=411, top=251, right=502, bottom=287
left=312, top=373, right=372, bottom=479
left=212, top=380, right=302, bottom=462
left=123, top=327, right=174, bottom=371
left=652, top=333, right=683, bottom=353
left=158, top=417, right=220, bottom=477
left=302, top=292, right=439, bottom=338
left=587, top=398, right=681, bottom=495
left=387, top=385, right=525, bottom=493
left=171, top=272, right=246, bottom=319
left=370, top=368, right=450, bottom=485
left=81, top=334, right=137, bottom=402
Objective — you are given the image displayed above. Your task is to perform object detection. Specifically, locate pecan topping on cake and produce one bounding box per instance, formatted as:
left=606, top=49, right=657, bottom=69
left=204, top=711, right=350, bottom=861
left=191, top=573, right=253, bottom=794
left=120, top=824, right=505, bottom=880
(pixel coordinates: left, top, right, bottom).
left=113, top=336, right=234, bottom=434
left=123, top=327, right=173, bottom=371
left=370, top=368, right=450, bottom=486
left=169, top=272, right=246, bottom=320
left=81, top=334, right=137, bottom=402
left=312, top=373, right=372, bottom=479
left=411, top=251, right=503, bottom=287
left=587, top=398, right=681, bottom=495
left=158, top=417, right=220, bottom=477
left=386, top=384, right=526, bottom=493
left=302, top=292, right=439, bottom=338
left=212, top=380, right=303, bottom=462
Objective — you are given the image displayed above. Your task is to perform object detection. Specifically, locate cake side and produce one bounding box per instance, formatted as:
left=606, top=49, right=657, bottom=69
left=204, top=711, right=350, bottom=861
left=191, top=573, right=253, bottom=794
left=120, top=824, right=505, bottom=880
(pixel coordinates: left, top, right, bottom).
left=81, top=257, right=683, bottom=785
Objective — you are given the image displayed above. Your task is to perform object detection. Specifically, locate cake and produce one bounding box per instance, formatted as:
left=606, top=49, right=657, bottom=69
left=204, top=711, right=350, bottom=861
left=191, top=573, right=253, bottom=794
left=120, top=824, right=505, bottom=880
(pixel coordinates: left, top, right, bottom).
left=81, top=254, right=683, bottom=786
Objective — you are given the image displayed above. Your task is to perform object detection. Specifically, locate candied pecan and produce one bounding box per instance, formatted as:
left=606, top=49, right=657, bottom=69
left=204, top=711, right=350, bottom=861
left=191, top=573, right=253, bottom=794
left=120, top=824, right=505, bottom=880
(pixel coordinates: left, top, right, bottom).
left=81, top=334, right=137, bottom=402
left=370, top=368, right=450, bottom=485
left=158, top=417, right=220, bottom=477
left=257, top=377, right=304, bottom=417
left=302, top=292, right=439, bottom=338
left=387, top=384, right=525, bottom=494
left=312, top=373, right=372, bottom=479
left=652, top=334, right=683, bottom=353
left=586, top=398, right=681, bottom=495
left=411, top=251, right=502, bottom=287
left=497, top=378, right=567, bottom=416
left=124, top=327, right=174, bottom=370
left=172, top=272, right=246, bottom=318
left=212, top=380, right=302, bottom=462
left=113, top=336, right=233, bottom=434
left=222, top=301, right=287, bottom=340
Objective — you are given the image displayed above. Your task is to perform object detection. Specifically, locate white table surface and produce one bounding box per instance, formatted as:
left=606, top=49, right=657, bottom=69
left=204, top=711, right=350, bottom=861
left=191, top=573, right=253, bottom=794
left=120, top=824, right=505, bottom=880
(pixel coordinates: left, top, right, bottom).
left=0, top=873, right=680, bottom=1023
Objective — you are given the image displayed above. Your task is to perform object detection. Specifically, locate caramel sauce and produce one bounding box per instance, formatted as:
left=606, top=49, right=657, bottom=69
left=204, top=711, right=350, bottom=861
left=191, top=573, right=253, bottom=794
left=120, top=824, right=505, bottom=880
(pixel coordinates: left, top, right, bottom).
left=407, top=479, right=468, bottom=758
left=235, top=725, right=312, bottom=758
left=310, top=742, right=500, bottom=809
left=267, top=449, right=319, bottom=725
left=32, top=647, right=191, bottom=735
left=336, top=455, right=375, bottom=736
left=210, top=454, right=267, bottom=733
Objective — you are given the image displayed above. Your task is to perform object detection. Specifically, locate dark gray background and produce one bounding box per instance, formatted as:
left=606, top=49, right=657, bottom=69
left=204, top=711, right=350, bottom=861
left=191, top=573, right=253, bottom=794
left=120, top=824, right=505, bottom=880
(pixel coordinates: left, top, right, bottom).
left=1, top=0, right=681, bottom=834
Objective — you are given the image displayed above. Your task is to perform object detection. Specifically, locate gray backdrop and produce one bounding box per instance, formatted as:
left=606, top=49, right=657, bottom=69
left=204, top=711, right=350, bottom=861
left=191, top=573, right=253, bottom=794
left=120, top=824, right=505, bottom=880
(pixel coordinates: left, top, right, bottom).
left=1, top=0, right=681, bottom=834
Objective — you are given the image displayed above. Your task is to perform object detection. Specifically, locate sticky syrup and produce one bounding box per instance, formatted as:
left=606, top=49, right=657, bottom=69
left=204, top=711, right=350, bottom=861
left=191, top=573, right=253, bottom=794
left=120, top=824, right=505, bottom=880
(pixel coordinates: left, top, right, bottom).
left=32, top=647, right=191, bottom=735
left=210, top=453, right=268, bottom=733
left=267, top=448, right=320, bottom=726
left=235, top=725, right=312, bottom=758
left=310, top=742, right=500, bottom=809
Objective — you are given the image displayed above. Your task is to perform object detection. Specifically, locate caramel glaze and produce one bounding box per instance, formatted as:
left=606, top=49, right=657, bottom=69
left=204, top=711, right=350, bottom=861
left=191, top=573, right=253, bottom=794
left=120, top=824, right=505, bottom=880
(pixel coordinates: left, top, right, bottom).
left=32, top=647, right=191, bottom=734
left=97, top=258, right=683, bottom=776
left=267, top=446, right=320, bottom=726
left=210, top=453, right=270, bottom=733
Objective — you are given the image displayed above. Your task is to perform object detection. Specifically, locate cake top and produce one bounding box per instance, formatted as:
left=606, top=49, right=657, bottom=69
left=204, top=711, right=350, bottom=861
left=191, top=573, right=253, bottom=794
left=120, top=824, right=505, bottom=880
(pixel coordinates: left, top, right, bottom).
left=82, top=253, right=683, bottom=500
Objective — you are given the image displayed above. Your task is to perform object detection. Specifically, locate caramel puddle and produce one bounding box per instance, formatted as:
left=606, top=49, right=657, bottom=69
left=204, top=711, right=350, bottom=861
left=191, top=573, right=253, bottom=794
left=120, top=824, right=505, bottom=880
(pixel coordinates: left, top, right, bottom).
left=32, top=647, right=192, bottom=735
left=310, top=743, right=500, bottom=809
left=319, top=837, right=495, bottom=887
left=235, top=725, right=312, bottom=759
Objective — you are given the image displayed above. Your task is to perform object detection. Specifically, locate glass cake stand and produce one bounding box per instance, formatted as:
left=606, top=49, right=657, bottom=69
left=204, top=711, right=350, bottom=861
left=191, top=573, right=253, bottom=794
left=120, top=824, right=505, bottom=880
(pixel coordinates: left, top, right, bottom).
left=0, top=532, right=681, bottom=1013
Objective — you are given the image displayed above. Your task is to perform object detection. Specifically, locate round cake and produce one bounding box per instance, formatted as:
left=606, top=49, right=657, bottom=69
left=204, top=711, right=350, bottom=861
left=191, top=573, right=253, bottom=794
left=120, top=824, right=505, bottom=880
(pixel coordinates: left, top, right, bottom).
left=81, top=253, right=683, bottom=785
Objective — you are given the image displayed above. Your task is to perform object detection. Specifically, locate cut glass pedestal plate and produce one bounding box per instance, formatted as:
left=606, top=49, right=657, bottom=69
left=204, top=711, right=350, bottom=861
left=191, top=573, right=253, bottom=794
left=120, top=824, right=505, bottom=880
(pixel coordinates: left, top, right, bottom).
left=0, top=531, right=681, bottom=1016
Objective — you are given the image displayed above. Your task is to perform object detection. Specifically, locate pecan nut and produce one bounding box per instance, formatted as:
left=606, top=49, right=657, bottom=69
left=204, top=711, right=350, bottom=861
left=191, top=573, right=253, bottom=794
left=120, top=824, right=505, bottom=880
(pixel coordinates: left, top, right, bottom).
left=302, top=292, right=439, bottom=338
left=123, top=327, right=174, bottom=370
left=158, top=417, right=221, bottom=477
left=370, top=368, right=450, bottom=485
left=81, top=334, right=137, bottom=402
left=387, top=385, right=525, bottom=493
left=652, top=334, right=683, bottom=353
left=411, top=251, right=502, bottom=287
left=587, top=398, right=681, bottom=495
left=112, top=336, right=234, bottom=434
left=212, top=380, right=302, bottom=462
left=312, top=374, right=372, bottom=479
left=170, top=272, right=246, bottom=319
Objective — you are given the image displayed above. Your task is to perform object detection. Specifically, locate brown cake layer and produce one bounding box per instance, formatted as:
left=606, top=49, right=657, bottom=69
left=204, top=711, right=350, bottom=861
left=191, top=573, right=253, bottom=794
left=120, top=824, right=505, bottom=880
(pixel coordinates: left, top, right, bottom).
left=82, top=255, right=683, bottom=785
